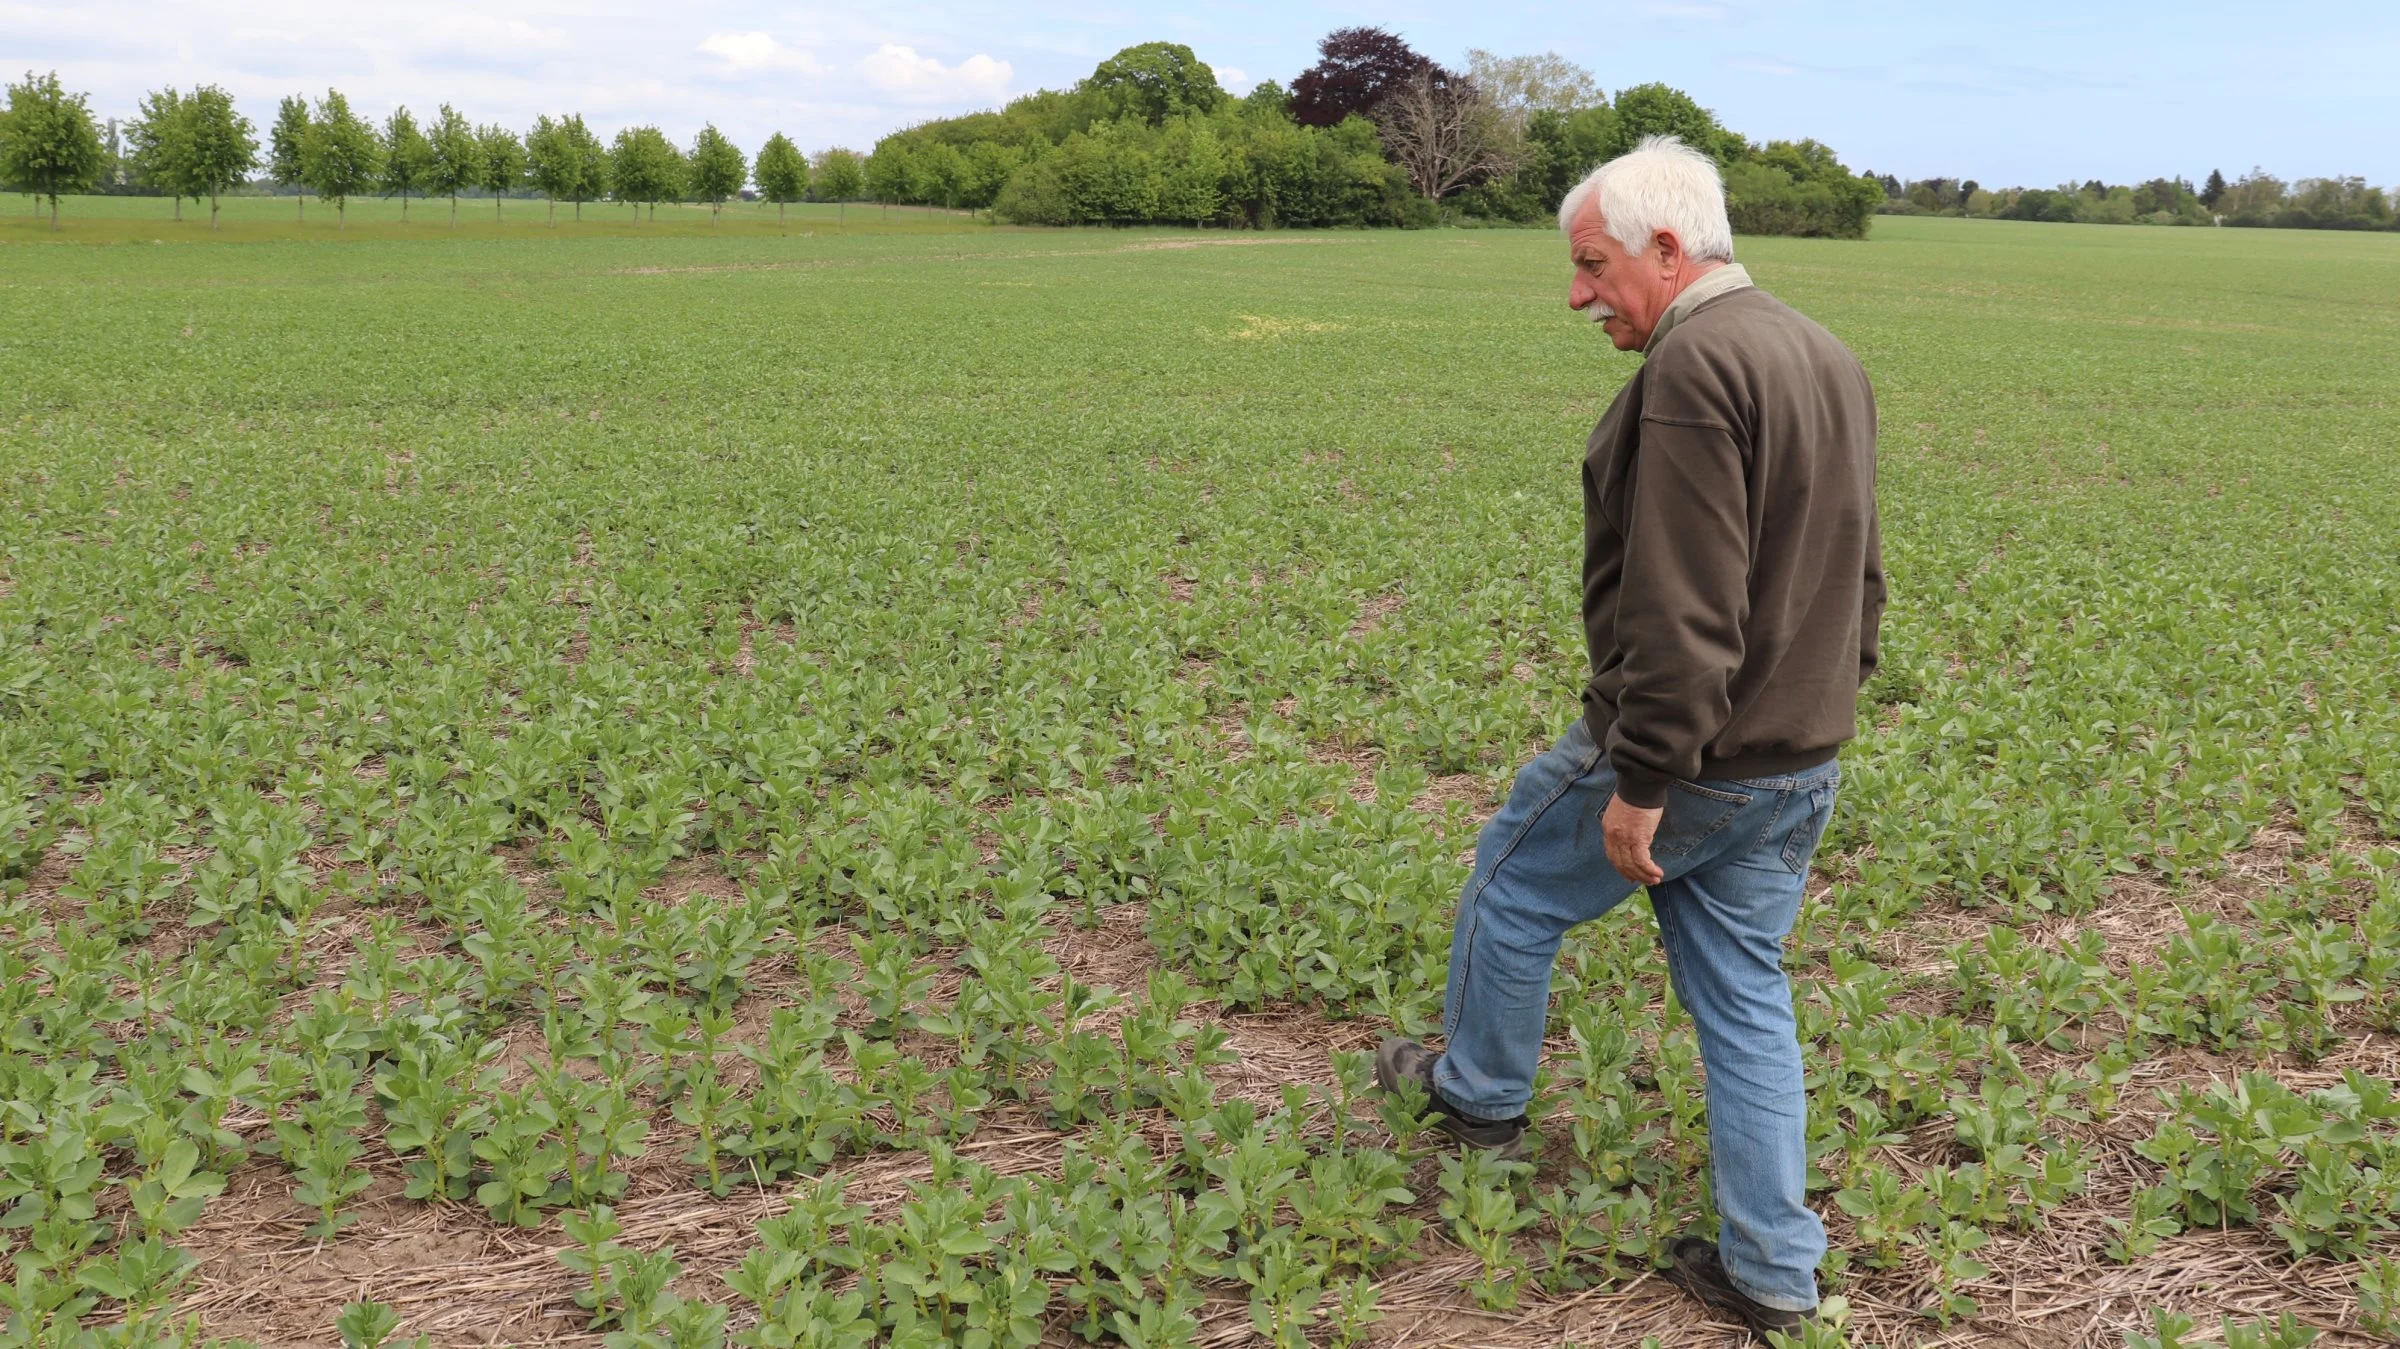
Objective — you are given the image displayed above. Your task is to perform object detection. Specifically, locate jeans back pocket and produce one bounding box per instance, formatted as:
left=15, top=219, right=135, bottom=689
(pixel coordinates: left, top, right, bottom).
left=1779, top=781, right=1837, bottom=874
left=1651, top=780, right=1752, bottom=860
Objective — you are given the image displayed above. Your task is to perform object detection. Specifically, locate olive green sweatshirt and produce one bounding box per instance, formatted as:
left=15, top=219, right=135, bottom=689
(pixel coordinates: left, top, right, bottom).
left=1582, top=280, right=1886, bottom=808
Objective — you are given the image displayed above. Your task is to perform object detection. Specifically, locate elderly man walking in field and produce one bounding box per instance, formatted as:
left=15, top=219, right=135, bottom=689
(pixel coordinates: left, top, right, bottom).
left=1377, top=136, right=1885, bottom=1338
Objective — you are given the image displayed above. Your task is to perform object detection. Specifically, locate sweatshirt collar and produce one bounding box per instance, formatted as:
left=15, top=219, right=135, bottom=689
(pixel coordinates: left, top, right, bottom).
left=1643, top=262, right=1753, bottom=354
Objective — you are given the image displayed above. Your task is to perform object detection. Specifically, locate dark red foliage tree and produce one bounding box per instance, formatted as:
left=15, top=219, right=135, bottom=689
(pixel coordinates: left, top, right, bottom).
left=1288, top=26, right=1436, bottom=127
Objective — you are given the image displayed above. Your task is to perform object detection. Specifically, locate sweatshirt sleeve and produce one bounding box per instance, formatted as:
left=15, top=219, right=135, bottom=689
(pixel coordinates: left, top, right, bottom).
left=1604, top=413, right=1751, bottom=808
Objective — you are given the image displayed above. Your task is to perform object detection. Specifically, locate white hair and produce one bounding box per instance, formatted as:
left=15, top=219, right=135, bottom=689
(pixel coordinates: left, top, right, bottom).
left=1556, top=135, right=1735, bottom=263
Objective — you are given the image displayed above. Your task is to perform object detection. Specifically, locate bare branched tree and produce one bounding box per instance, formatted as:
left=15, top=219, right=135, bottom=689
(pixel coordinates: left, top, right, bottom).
left=1377, top=68, right=1525, bottom=201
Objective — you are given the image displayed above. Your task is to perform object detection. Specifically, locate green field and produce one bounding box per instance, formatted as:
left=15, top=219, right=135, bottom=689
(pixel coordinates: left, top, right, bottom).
left=3, top=211, right=2398, bottom=1348
left=3, top=191, right=983, bottom=243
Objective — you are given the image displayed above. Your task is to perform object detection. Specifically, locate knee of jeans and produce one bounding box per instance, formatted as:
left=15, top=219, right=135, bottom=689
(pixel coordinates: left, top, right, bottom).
left=1695, top=1045, right=1808, bottom=1101
left=1468, top=883, right=1563, bottom=956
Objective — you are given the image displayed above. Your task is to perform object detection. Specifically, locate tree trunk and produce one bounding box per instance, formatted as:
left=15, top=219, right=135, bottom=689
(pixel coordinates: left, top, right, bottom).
left=778, top=201, right=785, bottom=227
left=548, top=199, right=556, bottom=226
left=210, top=188, right=220, bottom=230
left=497, top=195, right=504, bottom=222
left=401, top=190, right=409, bottom=222
left=173, top=195, right=182, bottom=222
left=451, top=194, right=458, bottom=227
left=298, top=193, right=305, bottom=223
left=574, top=200, right=582, bottom=221
left=51, top=196, right=60, bottom=231
left=338, top=198, right=346, bottom=231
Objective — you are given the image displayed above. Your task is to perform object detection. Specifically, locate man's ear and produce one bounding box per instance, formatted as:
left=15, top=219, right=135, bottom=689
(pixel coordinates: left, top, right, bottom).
left=1651, top=229, right=1684, bottom=276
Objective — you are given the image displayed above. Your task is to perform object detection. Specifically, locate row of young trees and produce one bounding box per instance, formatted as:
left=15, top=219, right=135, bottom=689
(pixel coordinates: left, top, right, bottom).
left=864, top=31, right=1885, bottom=236
left=1875, top=168, right=2400, bottom=232
left=0, top=70, right=871, bottom=230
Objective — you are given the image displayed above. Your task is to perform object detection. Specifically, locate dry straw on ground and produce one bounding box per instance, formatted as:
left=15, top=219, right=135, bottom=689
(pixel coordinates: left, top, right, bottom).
left=145, top=810, right=2398, bottom=1347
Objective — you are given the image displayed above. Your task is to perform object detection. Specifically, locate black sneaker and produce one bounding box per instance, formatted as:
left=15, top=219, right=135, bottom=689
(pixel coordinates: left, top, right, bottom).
left=1661, top=1236, right=1816, bottom=1342
left=1373, top=1038, right=1531, bottom=1159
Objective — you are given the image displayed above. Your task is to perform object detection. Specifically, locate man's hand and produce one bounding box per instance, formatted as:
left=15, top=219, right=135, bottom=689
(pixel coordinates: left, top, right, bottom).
left=1603, top=794, right=1666, bottom=885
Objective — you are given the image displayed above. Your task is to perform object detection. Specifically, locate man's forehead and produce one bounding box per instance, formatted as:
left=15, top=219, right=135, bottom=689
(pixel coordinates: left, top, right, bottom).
left=1567, top=200, right=1611, bottom=258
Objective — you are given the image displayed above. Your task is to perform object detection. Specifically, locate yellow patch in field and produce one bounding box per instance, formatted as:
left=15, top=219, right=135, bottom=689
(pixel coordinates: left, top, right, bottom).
left=1226, top=314, right=1348, bottom=341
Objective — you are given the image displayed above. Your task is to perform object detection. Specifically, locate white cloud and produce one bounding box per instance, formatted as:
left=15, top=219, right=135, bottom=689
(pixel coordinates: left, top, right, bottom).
left=419, top=14, right=568, bottom=53
left=1211, top=64, right=1246, bottom=91
left=697, top=32, right=826, bottom=75
left=858, top=44, right=1011, bottom=104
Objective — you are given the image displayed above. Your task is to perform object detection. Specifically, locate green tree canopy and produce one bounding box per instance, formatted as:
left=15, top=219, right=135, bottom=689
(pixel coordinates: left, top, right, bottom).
left=812, top=148, right=864, bottom=217
left=269, top=95, right=311, bottom=219
left=301, top=89, right=383, bottom=228
left=1601, top=83, right=1743, bottom=163
left=1156, top=117, right=1226, bottom=226
left=525, top=115, right=567, bottom=223
left=1499, top=104, right=1615, bottom=215
left=686, top=123, right=746, bottom=220
left=527, top=114, right=610, bottom=221
left=863, top=141, right=911, bottom=207
left=830, top=41, right=1894, bottom=239
left=0, top=70, right=106, bottom=229
left=1723, top=139, right=1880, bottom=239
left=556, top=114, right=609, bottom=220
left=753, top=132, right=806, bottom=223
left=1078, top=42, right=1226, bottom=126
left=908, top=141, right=964, bottom=207
left=475, top=124, right=525, bottom=219
left=382, top=106, right=432, bottom=221
left=180, top=85, right=257, bottom=229
left=126, top=86, right=193, bottom=217
left=1241, top=80, right=1292, bottom=120
left=425, top=103, right=484, bottom=225
left=609, top=125, right=683, bottom=218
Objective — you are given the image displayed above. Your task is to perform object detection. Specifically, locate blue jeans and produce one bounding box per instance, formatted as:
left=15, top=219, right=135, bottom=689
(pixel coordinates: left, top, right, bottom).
left=1434, top=718, right=1837, bottom=1312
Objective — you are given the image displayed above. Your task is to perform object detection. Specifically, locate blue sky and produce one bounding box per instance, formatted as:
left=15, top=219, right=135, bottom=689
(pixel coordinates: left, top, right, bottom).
left=17, top=1, right=2398, bottom=186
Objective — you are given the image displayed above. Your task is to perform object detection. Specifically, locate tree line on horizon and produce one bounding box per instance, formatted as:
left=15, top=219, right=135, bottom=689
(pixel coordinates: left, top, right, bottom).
left=1871, top=167, right=2398, bottom=232
left=1, top=43, right=1876, bottom=238
left=862, top=31, right=1885, bottom=236
left=10, top=56, right=2390, bottom=238
left=0, top=70, right=865, bottom=231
